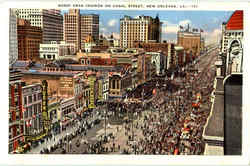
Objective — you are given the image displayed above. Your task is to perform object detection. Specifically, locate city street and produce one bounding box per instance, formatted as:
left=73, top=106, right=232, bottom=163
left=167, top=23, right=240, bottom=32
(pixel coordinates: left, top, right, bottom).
left=26, top=48, right=218, bottom=155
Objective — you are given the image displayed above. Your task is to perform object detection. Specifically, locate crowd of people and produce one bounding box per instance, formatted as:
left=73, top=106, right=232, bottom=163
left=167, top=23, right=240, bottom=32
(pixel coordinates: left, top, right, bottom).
left=115, top=56, right=216, bottom=155
left=35, top=54, right=217, bottom=155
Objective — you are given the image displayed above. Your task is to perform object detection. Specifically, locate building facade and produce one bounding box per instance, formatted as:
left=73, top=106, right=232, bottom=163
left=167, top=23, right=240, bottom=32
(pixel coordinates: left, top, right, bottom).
left=223, top=10, right=243, bottom=75
left=80, top=14, right=99, bottom=48
left=9, top=9, right=18, bottom=66
left=22, top=83, right=43, bottom=140
left=146, top=51, right=166, bottom=76
left=9, top=69, right=24, bottom=153
left=16, top=9, right=63, bottom=44
left=177, top=30, right=201, bottom=57
left=17, top=19, right=43, bottom=61
left=63, top=9, right=81, bottom=51
left=120, top=15, right=162, bottom=48
left=39, top=41, right=76, bottom=60
left=64, top=9, right=99, bottom=51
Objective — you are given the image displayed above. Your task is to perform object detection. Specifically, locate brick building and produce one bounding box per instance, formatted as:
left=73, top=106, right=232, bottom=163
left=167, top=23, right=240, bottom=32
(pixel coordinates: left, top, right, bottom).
left=9, top=69, right=24, bottom=153
left=177, top=29, right=201, bottom=57
left=17, top=19, right=43, bottom=61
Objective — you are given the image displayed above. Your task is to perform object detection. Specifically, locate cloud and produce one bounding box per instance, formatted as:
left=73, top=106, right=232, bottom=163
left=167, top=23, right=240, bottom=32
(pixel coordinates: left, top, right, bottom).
left=108, top=19, right=118, bottom=27
left=179, top=19, right=192, bottom=27
left=161, top=20, right=179, bottom=34
left=112, top=32, right=120, bottom=39
left=203, top=28, right=221, bottom=45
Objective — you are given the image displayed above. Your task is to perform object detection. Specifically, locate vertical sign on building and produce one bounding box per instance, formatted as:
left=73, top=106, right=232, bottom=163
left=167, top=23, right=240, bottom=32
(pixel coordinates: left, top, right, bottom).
left=88, top=75, right=96, bottom=109
left=98, top=80, right=103, bottom=100
left=42, top=80, right=49, bottom=131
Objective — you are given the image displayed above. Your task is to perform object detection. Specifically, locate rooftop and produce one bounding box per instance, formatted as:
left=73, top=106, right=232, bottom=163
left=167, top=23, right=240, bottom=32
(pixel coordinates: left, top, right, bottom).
left=226, top=10, right=243, bottom=30
left=203, top=77, right=224, bottom=139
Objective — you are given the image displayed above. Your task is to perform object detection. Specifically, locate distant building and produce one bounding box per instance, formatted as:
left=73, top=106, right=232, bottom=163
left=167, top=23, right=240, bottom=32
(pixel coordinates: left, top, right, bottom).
left=146, top=51, right=166, bottom=76
left=9, top=9, right=18, bottom=66
left=17, top=19, right=43, bottom=61
left=80, top=14, right=99, bottom=47
left=63, top=9, right=99, bottom=51
left=39, top=41, right=76, bottom=60
left=16, top=9, right=63, bottom=44
left=177, top=27, right=201, bottom=57
left=134, top=41, right=175, bottom=70
left=120, top=15, right=162, bottom=48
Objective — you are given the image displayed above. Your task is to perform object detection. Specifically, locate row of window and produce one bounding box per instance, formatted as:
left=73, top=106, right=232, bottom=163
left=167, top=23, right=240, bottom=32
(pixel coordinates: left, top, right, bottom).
left=23, top=93, right=42, bottom=106
left=23, top=103, right=42, bottom=119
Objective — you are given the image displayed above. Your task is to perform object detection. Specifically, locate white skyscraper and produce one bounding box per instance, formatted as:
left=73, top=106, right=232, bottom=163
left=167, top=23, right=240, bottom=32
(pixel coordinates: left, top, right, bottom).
left=9, top=9, right=18, bottom=66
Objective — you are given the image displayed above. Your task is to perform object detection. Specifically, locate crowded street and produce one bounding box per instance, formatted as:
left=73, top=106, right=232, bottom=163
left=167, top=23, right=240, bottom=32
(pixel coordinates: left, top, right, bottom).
left=26, top=48, right=218, bottom=155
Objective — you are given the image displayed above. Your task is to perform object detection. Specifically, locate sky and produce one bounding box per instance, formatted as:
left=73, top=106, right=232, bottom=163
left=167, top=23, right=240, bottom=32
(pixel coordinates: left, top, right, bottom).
left=65, top=10, right=234, bottom=45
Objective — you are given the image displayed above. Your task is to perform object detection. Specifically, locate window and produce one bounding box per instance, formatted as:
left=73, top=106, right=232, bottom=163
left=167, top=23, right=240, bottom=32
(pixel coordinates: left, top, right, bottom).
left=38, top=93, right=42, bottom=100
left=28, top=95, right=32, bottom=104
left=112, top=80, right=116, bottom=89
left=33, top=94, right=37, bottom=102
left=24, top=97, right=27, bottom=105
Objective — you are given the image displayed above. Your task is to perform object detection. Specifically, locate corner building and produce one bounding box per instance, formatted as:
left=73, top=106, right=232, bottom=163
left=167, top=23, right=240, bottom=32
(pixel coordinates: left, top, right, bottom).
left=120, top=15, right=162, bottom=48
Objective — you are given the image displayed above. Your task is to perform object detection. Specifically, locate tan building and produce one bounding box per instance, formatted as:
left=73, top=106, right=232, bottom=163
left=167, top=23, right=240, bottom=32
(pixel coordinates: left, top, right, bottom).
left=16, top=9, right=63, bottom=44
left=120, top=15, right=162, bottom=48
left=80, top=14, right=99, bottom=48
left=63, top=9, right=81, bottom=51
left=177, top=30, right=201, bottom=57
left=17, top=19, right=43, bottom=61
left=63, top=9, right=99, bottom=51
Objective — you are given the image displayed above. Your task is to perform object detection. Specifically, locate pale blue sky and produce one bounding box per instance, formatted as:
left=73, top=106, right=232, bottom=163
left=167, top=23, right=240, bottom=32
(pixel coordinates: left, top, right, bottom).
left=62, top=10, right=235, bottom=43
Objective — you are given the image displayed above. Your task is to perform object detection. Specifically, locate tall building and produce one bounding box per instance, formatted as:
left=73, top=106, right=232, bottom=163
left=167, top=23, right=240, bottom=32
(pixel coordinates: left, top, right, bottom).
left=17, top=19, right=43, bottom=61
left=16, top=9, right=63, bottom=44
left=80, top=14, right=99, bottom=48
left=203, top=10, right=243, bottom=156
left=222, top=10, right=243, bottom=75
left=64, top=9, right=99, bottom=51
left=177, top=27, right=201, bottom=57
left=63, top=9, right=81, bottom=51
left=120, top=15, right=162, bottom=48
left=9, top=69, right=24, bottom=153
left=9, top=9, right=18, bottom=66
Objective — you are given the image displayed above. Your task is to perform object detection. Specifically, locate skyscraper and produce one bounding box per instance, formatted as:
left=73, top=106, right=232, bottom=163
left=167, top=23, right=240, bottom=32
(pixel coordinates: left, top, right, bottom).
left=16, top=9, right=63, bottom=44
left=80, top=14, right=99, bottom=48
left=120, top=15, right=162, bottom=48
left=63, top=9, right=81, bottom=51
left=63, top=9, right=99, bottom=51
left=9, top=9, right=18, bottom=66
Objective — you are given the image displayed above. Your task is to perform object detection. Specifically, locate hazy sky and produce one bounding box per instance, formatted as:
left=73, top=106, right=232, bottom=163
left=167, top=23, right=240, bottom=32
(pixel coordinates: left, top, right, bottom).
left=62, top=10, right=234, bottom=44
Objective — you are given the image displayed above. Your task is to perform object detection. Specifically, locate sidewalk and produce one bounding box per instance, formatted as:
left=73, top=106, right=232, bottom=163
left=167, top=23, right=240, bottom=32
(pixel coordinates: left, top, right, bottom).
left=27, top=123, right=81, bottom=154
